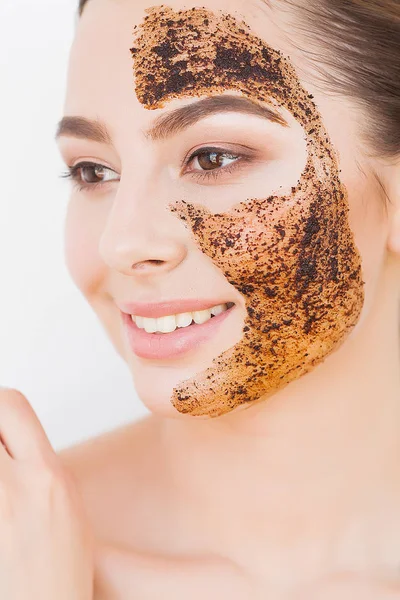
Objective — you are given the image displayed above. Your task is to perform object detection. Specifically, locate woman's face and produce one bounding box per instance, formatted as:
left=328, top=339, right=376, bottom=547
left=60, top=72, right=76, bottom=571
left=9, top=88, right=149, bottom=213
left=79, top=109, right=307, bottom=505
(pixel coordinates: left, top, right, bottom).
left=57, top=0, right=390, bottom=419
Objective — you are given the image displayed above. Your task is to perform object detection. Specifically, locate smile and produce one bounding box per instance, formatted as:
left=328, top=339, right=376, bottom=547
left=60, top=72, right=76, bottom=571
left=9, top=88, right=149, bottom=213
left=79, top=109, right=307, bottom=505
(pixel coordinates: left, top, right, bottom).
left=131, top=302, right=234, bottom=334
left=121, top=302, right=236, bottom=360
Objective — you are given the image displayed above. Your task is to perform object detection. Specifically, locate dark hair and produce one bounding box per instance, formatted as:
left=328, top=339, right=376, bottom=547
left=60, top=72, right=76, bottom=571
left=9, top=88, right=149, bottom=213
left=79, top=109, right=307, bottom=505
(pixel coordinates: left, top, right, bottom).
left=78, top=0, right=87, bottom=15
left=266, top=0, right=400, bottom=162
left=77, top=0, right=399, bottom=161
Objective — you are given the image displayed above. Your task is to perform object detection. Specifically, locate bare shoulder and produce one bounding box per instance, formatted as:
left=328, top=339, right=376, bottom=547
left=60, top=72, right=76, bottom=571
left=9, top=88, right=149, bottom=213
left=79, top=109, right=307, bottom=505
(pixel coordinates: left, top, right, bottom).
left=58, top=414, right=164, bottom=546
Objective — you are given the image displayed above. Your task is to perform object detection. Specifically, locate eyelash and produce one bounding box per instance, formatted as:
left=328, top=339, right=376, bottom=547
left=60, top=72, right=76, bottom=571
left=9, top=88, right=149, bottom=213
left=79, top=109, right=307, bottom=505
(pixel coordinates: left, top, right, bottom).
left=60, top=147, right=249, bottom=193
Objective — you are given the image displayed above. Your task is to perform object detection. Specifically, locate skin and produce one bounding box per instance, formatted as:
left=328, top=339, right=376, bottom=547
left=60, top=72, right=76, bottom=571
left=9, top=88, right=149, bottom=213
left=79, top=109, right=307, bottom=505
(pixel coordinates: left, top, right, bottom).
left=56, top=0, right=400, bottom=595
left=0, top=388, right=94, bottom=600
left=130, top=5, right=364, bottom=417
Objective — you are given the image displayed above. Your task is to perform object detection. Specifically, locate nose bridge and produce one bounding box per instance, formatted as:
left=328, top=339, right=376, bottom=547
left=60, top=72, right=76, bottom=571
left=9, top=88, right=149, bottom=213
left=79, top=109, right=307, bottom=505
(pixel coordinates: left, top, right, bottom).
left=109, top=162, right=157, bottom=222
left=98, top=165, right=188, bottom=275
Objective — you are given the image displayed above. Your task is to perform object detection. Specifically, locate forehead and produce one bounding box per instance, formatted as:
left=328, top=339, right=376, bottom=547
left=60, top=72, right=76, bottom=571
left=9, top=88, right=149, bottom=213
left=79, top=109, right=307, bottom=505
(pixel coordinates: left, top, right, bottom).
left=64, top=0, right=292, bottom=119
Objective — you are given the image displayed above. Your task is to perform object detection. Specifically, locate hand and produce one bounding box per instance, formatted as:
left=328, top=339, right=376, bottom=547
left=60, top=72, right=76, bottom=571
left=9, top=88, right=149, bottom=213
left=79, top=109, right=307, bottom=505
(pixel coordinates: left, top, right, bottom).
left=0, top=387, right=94, bottom=600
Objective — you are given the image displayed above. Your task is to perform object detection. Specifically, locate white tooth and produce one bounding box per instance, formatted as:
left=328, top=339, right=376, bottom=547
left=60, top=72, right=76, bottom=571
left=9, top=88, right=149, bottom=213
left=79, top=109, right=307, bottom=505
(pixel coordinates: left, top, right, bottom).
left=193, top=309, right=212, bottom=325
left=176, top=312, right=193, bottom=328
left=156, top=315, right=177, bottom=333
left=135, top=315, right=144, bottom=328
left=142, top=317, right=158, bottom=333
left=210, top=304, right=228, bottom=317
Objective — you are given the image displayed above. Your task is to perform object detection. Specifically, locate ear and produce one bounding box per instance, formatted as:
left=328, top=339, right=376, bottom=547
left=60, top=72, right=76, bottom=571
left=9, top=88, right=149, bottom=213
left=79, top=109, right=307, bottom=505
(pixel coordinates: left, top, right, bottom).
left=388, top=208, right=400, bottom=254
left=387, top=160, right=400, bottom=255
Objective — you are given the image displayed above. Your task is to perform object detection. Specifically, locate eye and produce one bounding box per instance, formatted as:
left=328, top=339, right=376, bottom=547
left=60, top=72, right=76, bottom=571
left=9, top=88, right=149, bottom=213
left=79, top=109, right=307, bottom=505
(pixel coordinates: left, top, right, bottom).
left=60, top=161, right=119, bottom=193
left=190, top=150, right=239, bottom=171
left=183, top=147, right=247, bottom=182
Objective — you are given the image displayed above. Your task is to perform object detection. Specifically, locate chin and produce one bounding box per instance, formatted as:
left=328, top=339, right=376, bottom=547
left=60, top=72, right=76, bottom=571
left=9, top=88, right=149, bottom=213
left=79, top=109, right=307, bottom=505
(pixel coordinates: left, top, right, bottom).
left=122, top=313, right=245, bottom=419
left=128, top=360, right=208, bottom=419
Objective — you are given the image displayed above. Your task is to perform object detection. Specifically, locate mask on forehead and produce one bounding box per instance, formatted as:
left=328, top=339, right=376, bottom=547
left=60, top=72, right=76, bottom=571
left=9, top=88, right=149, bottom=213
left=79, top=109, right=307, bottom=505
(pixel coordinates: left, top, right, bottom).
left=129, top=5, right=365, bottom=418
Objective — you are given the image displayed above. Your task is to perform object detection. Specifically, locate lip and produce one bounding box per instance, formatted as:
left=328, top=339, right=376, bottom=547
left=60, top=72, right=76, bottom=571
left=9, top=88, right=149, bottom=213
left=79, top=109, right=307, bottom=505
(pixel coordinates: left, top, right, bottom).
left=120, top=304, right=235, bottom=360
left=117, top=299, right=234, bottom=319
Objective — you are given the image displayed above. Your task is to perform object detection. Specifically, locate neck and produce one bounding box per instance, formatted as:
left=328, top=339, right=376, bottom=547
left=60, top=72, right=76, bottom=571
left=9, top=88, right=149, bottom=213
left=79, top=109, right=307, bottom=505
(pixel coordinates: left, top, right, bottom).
left=160, top=254, right=400, bottom=583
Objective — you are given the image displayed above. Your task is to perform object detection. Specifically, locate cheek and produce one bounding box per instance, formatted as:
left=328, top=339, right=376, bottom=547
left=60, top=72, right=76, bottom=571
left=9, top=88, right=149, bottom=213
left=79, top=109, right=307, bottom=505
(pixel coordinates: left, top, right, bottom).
left=345, top=174, right=390, bottom=310
left=178, top=194, right=304, bottom=290
left=64, top=199, right=105, bottom=299
left=327, top=129, right=389, bottom=299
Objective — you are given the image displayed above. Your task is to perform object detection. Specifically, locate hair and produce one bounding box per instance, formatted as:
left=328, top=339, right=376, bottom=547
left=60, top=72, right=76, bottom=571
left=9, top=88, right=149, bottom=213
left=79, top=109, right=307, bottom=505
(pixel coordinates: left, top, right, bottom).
left=78, top=0, right=88, bottom=15
left=77, top=0, right=399, bottom=162
left=265, top=0, right=400, bottom=164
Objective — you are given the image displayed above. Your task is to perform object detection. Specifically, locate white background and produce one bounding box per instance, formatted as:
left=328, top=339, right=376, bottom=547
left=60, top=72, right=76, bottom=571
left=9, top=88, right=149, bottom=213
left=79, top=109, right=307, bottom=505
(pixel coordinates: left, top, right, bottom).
left=0, top=0, right=148, bottom=451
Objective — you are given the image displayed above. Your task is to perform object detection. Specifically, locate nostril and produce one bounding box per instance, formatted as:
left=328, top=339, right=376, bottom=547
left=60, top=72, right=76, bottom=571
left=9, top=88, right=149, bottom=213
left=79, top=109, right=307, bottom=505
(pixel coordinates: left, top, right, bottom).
left=133, top=259, right=165, bottom=270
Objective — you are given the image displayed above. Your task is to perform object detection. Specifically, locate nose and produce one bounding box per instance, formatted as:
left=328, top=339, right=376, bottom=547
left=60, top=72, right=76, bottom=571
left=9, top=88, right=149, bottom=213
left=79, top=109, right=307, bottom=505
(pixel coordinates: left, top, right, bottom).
left=98, top=176, right=188, bottom=277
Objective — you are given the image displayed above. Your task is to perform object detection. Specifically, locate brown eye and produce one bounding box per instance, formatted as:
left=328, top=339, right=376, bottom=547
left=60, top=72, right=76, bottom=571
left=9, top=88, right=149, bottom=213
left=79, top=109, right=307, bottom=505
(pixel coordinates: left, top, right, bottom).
left=196, top=151, right=228, bottom=170
left=192, top=150, right=239, bottom=171
left=80, top=165, right=107, bottom=183
left=62, top=161, right=120, bottom=193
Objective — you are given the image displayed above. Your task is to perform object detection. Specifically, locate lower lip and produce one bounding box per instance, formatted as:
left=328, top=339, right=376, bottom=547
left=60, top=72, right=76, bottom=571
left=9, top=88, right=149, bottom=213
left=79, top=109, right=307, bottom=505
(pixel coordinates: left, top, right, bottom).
left=121, top=307, right=234, bottom=360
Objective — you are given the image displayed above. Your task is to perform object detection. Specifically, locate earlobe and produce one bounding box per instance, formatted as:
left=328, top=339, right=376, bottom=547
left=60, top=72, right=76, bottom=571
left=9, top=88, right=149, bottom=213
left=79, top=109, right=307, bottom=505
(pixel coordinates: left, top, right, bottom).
left=387, top=165, right=400, bottom=254
left=388, top=208, right=400, bottom=255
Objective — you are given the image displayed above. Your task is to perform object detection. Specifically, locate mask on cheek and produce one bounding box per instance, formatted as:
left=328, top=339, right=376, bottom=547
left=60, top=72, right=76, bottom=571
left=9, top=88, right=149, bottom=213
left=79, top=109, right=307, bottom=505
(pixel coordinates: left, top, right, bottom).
left=130, top=5, right=365, bottom=417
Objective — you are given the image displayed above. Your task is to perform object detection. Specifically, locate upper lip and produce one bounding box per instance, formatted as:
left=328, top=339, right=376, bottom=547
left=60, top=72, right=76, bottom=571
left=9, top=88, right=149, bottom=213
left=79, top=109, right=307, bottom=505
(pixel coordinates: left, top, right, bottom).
left=117, top=299, right=234, bottom=318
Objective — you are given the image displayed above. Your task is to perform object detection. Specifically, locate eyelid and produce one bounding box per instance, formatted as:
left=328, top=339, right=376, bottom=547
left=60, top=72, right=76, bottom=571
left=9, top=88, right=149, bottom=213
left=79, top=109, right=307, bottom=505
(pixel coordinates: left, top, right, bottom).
left=68, top=160, right=119, bottom=176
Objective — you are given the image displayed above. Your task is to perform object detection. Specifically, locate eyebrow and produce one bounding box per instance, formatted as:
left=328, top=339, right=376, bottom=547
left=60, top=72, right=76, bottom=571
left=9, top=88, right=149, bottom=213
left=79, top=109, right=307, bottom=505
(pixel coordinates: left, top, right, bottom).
left=55, top=94, right=288, bottom=143
left=146, top=95, right=288, bottom=140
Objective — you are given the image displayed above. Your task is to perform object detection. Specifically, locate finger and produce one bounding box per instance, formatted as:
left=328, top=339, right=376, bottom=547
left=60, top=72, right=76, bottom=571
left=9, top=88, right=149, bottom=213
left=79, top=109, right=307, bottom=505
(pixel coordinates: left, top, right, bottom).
left=0, top=388, right=55, bottom=462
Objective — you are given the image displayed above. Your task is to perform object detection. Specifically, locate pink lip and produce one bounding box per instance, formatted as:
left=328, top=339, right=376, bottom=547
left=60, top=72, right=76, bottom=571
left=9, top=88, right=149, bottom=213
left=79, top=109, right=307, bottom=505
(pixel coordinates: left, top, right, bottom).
left=120, top=304, right=235, bottom=360
left=117, top=299, right=233, bottom=319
